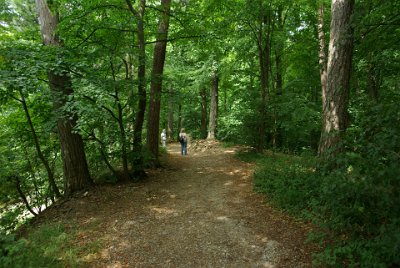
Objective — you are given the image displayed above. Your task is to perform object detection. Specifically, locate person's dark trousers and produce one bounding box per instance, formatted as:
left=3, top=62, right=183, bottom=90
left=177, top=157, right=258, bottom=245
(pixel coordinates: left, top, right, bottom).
left=181, top=142, right=187, bottom=155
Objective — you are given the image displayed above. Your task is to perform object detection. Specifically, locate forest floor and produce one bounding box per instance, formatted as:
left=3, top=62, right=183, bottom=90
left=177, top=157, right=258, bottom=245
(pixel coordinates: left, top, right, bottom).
left=34, top=141, right=316, bottom=267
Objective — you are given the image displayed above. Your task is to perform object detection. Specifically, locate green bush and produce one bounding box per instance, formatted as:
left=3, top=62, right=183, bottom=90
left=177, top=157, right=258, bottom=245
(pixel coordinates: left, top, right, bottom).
left=253, top=150, right=400, bottom=267
left=0, top=225, right=67, bottom=268
left=0, top=223, right=102, bottom=267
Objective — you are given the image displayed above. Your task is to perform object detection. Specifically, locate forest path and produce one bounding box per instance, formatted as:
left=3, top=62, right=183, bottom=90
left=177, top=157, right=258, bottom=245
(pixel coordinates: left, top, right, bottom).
left=46, top=142, right=315, bottom=267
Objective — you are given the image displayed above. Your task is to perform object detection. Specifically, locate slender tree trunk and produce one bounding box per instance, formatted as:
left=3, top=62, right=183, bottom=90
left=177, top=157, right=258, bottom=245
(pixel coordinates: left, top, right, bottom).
left=272, top=6, right=285, bottom=149
left=275, top=5, right=284, bottom=96
left=200, top=87, right=208, bottom=139
left=146, top=0, right=171, bottom=165
left=177, top=104, right=182, bottom=140
left=318, top=2, right=328, bottom=112
left=36, top=0, right=92, bottom=195
left=99, top=147, right=121, bottom=180
left=167, top=85, right=174, bottom=140
left=127, top=0, right=147, bottom=179
left=256, top=10, right=272, bottom=152
left=117, top=99, right=129, bottom=179
left=110, top=61, right=130, bottom=180
left=90, top=127, right=123, bottom=180
left=13, top=175, right=37, bottom=216
left=18, top=90, right=61, bottom=198
left=207, top=70, right=218, bottom=140
left=318, top=0, right=355, bottom=157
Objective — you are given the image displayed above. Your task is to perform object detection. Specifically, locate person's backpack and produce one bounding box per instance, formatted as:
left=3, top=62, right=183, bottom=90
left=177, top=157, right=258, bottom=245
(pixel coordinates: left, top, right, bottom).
left=179, top=135, right=186, bottom=143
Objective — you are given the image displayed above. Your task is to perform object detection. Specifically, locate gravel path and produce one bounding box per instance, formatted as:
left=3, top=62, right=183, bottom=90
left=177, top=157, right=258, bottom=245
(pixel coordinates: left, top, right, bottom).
left=41, top=142, right=315, bottom=267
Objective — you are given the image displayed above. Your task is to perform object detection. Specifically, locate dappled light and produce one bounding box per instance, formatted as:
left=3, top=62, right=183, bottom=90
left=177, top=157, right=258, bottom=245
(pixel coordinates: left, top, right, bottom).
left=1, top=0, right=398, bottom=267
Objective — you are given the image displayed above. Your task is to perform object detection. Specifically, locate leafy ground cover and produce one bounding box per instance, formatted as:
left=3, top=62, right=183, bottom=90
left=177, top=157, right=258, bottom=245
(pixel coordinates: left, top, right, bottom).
left=247, top=149, right=400, bottom=267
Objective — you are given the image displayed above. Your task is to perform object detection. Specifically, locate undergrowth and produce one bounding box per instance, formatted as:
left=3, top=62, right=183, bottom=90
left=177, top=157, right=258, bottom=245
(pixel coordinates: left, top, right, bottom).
left=238, top=149, right=400, bottom=267
left=0, top=222, right=102, bottom=267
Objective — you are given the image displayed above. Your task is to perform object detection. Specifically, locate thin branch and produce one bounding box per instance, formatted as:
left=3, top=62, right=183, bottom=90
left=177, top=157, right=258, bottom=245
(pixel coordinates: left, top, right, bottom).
left=83, top=95, right=119, bottom=122
left=125, top=0, right=139, bottom=17
left=64, top=4, right=129, bottom=21
left=73, top=28, right=98, bottom=49
left=145, top=33, right=210, bottom=44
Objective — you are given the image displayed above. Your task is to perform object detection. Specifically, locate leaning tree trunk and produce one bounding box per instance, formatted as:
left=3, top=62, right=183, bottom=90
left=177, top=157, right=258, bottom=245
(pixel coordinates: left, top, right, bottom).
left=19, top=90, right=61, bottom=198
left=318, top=0, right=355, bottom=157
left=146, top=0, right=171, bottom=165
left=13, top=175, right=37, bottom=216
left=207, top=70, right=218, bottom=140
left=36, top=0, right=92, bottom=195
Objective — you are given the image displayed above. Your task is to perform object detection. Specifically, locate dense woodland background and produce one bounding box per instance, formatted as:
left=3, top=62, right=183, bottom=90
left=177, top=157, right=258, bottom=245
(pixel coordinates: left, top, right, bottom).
left=0, top=0, right=399, bottom=266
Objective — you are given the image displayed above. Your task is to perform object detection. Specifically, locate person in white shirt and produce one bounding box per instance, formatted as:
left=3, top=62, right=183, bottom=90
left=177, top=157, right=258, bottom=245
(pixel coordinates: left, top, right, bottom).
left=161, top=129, right=167, bottom=147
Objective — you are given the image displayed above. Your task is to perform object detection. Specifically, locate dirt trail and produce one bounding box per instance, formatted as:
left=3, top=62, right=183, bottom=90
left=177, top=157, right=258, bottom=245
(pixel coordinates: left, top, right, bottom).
left=40, top=142, right=315, bottom=267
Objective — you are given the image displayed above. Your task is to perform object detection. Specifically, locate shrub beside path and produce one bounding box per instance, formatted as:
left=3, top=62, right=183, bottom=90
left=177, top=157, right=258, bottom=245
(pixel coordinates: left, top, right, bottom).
left=38, top=141, right=316, bottom=267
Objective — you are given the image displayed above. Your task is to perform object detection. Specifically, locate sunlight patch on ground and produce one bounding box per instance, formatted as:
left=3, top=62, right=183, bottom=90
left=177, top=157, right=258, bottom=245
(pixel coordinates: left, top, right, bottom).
left=216, top=216, right=229, bottom=221
left=224, top=181, right=233, bottom=186
left=150, top=206, right=178, bottom=216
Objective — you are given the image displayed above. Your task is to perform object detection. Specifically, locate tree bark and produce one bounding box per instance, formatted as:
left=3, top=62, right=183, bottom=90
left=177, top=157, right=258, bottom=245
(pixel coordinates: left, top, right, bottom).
left=200, top=87, right=208, bottom=139
left=256, top=9, right=272, bottom=152
left=19, top=90, right=61, bottom=198
left=177, top=104, right=182, bottom=140
left=110, top=61, right=130, bottom=180
left=318, top=2, right=328, bottom=112
left=318, top=0, right=355, bottom=157
left=207, top=70, right=218, bottom=140
left=275, top=5, right=284, bottom=96
left=36, top=0, right=92, bottom=195
left=146, top=0, right=171, bottom=165
left=126, top=0, right=147, bottom=179
left=167, top=85, right=174, bottom=140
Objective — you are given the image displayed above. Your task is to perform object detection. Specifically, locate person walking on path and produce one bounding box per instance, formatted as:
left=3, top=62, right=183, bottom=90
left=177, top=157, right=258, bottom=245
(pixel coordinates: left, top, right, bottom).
left=179, top=128, right=188, bottom=155
left=161, top=129, right=167, bottom=147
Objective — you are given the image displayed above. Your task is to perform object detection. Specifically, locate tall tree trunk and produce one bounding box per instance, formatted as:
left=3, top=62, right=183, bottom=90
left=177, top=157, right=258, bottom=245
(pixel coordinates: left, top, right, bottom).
left=200, top=87, right=208, bottom=139
left=275, top=5, right=284, bottom=96
left=318, top=0, right=355, bottom=157
left=110, top=61, right=130, bottom=180
left=177, top=104, right=182, bottom=140
left=127, top=0, right=147, bottom=179
left=117, top=98, right=129, bottom=179
left=146, top=0, right=171, bottom=165
left=18, top=90, right=61, bottom=198
left=167, top=85, right=174, bottom=140
left=36, top=0, right=92, bottom=195
left=207, top=70, right=218, bottom=140
left=318, top=2, right=328, bottom=111
left=256, top=10, right=272, bottom=152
